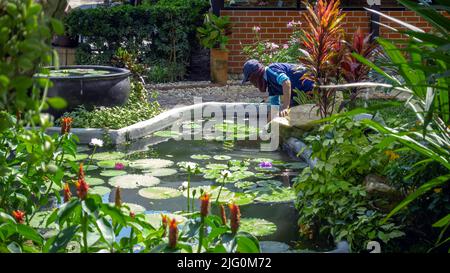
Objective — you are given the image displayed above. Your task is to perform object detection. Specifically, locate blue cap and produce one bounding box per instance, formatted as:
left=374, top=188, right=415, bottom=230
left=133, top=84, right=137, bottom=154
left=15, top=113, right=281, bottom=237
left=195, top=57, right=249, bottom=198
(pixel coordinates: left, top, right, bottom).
left=242, top=59, right=261, bottom=84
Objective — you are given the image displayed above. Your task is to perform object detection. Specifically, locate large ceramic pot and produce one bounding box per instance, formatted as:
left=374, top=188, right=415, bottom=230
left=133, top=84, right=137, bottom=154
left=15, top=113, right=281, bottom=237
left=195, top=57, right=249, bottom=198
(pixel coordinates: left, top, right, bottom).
left=39, top=65, right=131, bottom=117
left=210, top=48, right=228, bottom=85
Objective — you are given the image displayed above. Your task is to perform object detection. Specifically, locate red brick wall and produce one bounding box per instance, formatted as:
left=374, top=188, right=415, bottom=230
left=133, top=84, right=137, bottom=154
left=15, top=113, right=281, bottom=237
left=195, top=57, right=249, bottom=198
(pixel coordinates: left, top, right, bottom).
left=221, top=9, right=434, bottom=73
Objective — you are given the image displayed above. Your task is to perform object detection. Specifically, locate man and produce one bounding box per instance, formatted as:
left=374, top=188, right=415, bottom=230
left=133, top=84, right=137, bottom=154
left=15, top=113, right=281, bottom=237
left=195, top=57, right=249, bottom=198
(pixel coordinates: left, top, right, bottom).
left=241, top=59, right=314, bottom=117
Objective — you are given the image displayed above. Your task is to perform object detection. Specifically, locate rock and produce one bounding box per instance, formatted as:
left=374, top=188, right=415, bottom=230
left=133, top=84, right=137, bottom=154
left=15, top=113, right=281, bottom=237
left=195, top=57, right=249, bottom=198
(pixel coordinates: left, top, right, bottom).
left=283, top=137, right=316, bottom=169
left=364, top=174, right=403, bottom=211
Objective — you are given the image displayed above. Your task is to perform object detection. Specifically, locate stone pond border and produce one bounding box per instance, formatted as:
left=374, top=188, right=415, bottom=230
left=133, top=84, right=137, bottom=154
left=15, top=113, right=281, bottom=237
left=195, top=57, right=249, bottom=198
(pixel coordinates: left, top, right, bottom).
left=42, top=102, right=272, bottom=145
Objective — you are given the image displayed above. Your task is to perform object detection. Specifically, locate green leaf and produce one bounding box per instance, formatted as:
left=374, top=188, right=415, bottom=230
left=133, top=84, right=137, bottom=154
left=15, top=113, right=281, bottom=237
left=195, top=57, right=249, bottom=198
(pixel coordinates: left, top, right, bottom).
left=16, top=224, right=44, bottom=245
left=48, top=225, right=80, bottom=253
left=236, top=233, right=260, bottom=253
left=47, top=97, right=68, bottom=109
left=433, top=214, right=450, bottom=228
left=50, top=18, right=64, bottom=35
left=383, top=174, right=450, bottom=223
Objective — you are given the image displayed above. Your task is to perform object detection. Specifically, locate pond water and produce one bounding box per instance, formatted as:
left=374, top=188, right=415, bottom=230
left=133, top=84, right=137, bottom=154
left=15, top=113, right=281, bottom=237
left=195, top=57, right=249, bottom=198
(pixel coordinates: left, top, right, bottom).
left=57, top=118, right=325, bottom=252
left=37, top=68, right=114, bottom=77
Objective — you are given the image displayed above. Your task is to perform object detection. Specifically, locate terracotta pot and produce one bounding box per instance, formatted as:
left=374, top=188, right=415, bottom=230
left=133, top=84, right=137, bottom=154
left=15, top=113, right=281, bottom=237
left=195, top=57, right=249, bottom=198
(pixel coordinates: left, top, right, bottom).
left=210, top=48, right=228, bottom=85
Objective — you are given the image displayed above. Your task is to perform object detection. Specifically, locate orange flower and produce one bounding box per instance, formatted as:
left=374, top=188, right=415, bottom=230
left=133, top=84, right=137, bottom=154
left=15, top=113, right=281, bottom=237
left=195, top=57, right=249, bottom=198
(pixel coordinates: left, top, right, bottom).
left=168, top=218, right=178, bottom=249
left=63, top=183, right=72, bottom=203
left=76, top=163, right=89, bottom=200
left=12, top=210, right=25, bottom=224
left=60, top=117, right=73, bottom=134
left=385, top=150, right=400, bottom=161
left=219, top=204, right=227, bottom=225
left=161, top=214, right=169, bottom=237
left=115, top=187, right=122, bottom=207
left=200, top=193, right=210, bottom=217
left=228, top=203, right=241, bottom=234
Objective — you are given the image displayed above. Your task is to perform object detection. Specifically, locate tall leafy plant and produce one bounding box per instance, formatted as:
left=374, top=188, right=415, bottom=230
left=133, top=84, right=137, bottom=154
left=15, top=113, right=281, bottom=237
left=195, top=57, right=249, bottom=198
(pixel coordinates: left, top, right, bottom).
left=325, top=0, right=450, bottom=251
left=298, top=0, right=345, bottom=117
left=196, top=13, right=232, bottom=50
left=341, top=28, right=378, bottom=109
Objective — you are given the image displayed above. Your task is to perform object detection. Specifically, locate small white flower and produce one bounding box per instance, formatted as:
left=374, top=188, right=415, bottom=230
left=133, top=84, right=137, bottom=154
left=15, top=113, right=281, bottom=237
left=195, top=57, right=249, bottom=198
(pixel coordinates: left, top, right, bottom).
left=220, top=170, right=232, bottom=178
left=178, top=181, right=189, bottom=191
left=186, top=162, right=198, bottom=171
left=90, top=138, right=104, bottom=147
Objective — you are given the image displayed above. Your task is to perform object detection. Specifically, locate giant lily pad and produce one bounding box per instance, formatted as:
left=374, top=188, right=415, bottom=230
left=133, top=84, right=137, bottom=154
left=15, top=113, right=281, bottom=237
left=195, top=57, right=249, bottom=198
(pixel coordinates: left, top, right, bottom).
left=84, top=165, right=99, bottom=172
left=138, top=187, right=181, bottom=200
left=90, top=186, right=111, bottom=196
left=129, top=159, right=174, bottom=170
left=100, top=170, right=127, bottom=177
left=240, top=218, right=277, bottom=237
left=92, top=152, right=125, bottom=161
left=190, top=154, right=211, bottom=160
left=143, top=168, right=178, bottom=177
left=85, top=177, right=105, bottom=186
left=145, top=213, right=187, bottom=229
left=109, top=174, right=160, bottom=189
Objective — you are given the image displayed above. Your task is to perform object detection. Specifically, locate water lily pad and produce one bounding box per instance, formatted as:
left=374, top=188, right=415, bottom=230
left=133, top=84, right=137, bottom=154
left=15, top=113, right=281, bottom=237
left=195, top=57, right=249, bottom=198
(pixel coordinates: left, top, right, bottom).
left=177, top=161, right=198, bottom=171
left=84, top=165, right=99, bottom=172
left=100, top=170, right=127, bottom=177
left=109, top=174, right=160, bottom=189
left=255, top=166, right=280, bottom=173
left=143, top=168, right=178, bottom=177
left=229, top=166, right=248, bottom=172
left=123, top=203, right=146, bottom=214
left=29, top=211, right=57, bottom=229
left=85, top=177, right=105, bottom=186
left=205, top=163, right=228, bottom=170
left=213, top=155, right=232, bottom=161
left=65, top=153, right=89, bottom=161
left=254, top=187, right=295, bottom=203
left=92, top=152, right=125, bottom=161
left=283, top=162, right=308, bottom=169
left=191, top=154, right=211, bottom=160
left=254, top=173, right=275, bottom=179
left=97, top=160, right=129, bottom=169
left=90, top=186, right=111, bottom=196
left=145, top=213, right=187, bottom=229
left=234, top=181, right=255, bottom=190
left=129, top=159, right=174, bottom=170
left=251, top=158, right=274, bottom=163
left=183, top=185, right=235, bottom=203
left=153, top=130, right=181, bottom=138
left=228, top=160, right=250, bottom=167
left=138, top=187, right=181, bottom=200
left=240, top=218, right=277, bottom=237
left=256, top=180, right=283, bottom=188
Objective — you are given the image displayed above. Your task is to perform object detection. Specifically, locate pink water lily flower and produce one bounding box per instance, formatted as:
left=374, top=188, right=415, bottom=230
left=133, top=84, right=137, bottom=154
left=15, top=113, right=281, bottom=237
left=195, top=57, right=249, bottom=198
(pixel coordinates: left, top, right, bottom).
left=115, top=162, right=125, bottom=170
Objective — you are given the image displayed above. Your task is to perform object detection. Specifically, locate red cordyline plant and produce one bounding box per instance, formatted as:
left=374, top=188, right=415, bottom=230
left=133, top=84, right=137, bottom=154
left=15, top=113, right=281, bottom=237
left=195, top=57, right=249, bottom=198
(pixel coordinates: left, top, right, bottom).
left=341, top=28, right=378, bottom=108
left=299, top=0, right=345, bottom=118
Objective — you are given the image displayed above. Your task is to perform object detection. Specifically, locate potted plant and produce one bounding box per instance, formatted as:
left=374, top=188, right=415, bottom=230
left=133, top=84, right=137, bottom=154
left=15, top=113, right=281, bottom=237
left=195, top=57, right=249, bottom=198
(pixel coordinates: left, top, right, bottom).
left=39, top=0, right=78, bottom=48
left=197, top=13, right=232, bottom=85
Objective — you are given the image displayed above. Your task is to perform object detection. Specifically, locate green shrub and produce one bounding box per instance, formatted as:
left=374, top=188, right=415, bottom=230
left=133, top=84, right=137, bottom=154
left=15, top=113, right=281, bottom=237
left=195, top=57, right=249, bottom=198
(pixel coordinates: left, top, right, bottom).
left=59, top=81, right=161, bottom=129
left=65, top=0, right=210, bottom=76
left=294, top=116, right=405, bottom=251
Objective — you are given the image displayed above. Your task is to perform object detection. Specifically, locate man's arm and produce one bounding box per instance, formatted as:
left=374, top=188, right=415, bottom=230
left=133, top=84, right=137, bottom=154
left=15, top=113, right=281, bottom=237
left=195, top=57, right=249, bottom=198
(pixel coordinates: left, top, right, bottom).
left=280, top=80, right=291, bottom=117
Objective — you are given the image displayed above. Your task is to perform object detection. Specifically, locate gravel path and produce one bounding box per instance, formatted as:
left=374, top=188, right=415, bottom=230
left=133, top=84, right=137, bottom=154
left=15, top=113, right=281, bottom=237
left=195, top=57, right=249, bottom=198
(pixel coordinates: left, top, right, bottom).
left=146, top=81, right=267, bottom=110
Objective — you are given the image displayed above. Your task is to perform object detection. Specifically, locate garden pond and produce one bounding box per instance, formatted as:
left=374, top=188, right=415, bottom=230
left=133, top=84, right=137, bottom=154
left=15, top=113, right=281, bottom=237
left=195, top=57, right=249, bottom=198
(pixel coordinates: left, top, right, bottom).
left=34, top=118, right=325, bottom=252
